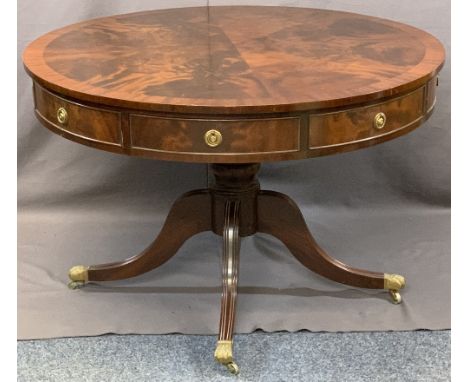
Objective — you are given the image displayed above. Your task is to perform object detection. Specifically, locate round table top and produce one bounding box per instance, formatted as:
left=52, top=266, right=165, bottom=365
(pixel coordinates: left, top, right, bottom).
left=23, top=6, right=445, bottom=115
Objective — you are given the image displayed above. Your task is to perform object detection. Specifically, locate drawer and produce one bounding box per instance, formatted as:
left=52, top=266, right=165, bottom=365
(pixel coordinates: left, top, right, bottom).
left=308, top=87, right=425, bottom=149
left=33, top=84, right=122, bottom=146
left=129, top=115, right=301, bottom=155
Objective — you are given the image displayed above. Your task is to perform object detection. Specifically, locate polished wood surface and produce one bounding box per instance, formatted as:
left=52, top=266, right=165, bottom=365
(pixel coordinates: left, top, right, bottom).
left=84, top=164, right=389, bottom=296
left=31, top=77, right=438, bottom=163
left=218, top=200, right=240, bottom=343
left=24, top=6, right=444, bottom=163
left=210, top=163, right=260, bottom=237
left=34, top=83, right=122, bottom=146
left=86, top=166, right=387, bottom=287
left=308, top=86, right=427, bottom=154
left=24, top=6, right=444, bottom=114
left=87, top=190, right=212, bottom=281
left=129, top=114, right=300, bottom=155
left=257, top=190, right=384, bottom=288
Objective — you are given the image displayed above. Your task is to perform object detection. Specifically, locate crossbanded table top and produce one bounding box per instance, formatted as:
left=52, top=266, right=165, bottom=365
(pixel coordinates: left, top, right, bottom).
left=23, top=6, right=445, bottom=114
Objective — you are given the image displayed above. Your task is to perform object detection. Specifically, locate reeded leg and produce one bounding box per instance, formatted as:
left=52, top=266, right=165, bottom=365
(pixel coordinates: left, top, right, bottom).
left=257, top=191, right=405, bottom=303
left=214, top=200, right=241, bottom=375
left=68, top=189, right=212, bottom=288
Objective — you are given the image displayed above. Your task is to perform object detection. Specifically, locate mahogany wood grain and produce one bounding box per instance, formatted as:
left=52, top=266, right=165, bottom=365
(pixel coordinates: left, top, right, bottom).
left=210, top=163, right=260, bottom=237
left=129, top=114, right=300, bottom=155
left=86, top=165, right=387, bottom=288
left=257, top=190, right=384, bottom=289
left=23, top=6, right=444, bottom=114
left=308, top=87, right=425, bottom=151
left=24, top=6, right=445, bottom=163
left=87, top=190, right=211, bottom=282
left=31, top=80, right=438, bottom=163
left=218, top=200, right=240, bottom=342
left=34, top=83, right=122, bottom=146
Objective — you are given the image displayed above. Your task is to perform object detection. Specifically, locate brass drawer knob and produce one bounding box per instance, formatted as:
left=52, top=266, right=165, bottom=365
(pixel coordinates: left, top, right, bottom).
left=204, top=129, right=222, bottom=147
left=57, top=107, right=68, bottom=124
left=374, top=112, right=386, bottom=130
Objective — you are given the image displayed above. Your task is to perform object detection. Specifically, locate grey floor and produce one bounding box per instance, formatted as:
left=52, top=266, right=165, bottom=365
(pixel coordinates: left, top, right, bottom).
left=17, top=330, right=450, bottom=382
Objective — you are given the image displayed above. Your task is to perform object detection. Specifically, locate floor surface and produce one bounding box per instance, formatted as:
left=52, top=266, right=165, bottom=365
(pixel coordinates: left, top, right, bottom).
left=17, top=330, right=450, bottom=382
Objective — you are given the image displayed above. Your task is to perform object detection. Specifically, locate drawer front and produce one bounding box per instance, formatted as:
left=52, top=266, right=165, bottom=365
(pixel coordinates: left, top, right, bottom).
left=308, top=87, right=425, bottom=149
left=129, top=115, right=301, bottom=154
left=34, top=84, right=122, bottom=145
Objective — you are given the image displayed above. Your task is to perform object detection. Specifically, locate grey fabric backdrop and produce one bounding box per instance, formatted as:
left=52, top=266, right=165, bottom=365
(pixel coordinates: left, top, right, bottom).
left=18, top=0, right=450, bottom=340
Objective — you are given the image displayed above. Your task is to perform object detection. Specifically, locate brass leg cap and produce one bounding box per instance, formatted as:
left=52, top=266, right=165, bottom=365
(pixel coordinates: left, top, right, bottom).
left=215, top=340, right=239, bottom=374
left=383, top=274, right=406, bottom=290
left=384, top=274, right=405, bottom=304
left=214, top=340, right=233, bottom=364
left=68, top=265, right=89, bottom=289
left=68, top=265, right=89, bottom=282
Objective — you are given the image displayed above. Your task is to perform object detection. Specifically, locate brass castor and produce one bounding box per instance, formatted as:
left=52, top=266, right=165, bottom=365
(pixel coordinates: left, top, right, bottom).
left=68, top=280, right=86, bottom=290
left=68, top=265, right=89, bottom=290
left=384, top=273, right=405, bottom=304
left=214, top=340, right=240, bottom=375
left=389, top=289, right=402, bottom=304
left=226, top=362, right=240, bottom=375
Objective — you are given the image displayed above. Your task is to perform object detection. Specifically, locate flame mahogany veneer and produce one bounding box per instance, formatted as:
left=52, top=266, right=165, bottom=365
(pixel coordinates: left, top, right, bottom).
left=24, top=6, right=444, bottom=163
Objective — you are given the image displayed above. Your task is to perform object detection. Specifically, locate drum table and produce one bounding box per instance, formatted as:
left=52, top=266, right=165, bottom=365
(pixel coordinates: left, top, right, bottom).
left=23, top=6, right=445, bottom=374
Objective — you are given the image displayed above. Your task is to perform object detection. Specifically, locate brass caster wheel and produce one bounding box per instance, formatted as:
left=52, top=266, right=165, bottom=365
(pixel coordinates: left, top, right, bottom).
left=226, top=362, right=240, bottom=375
left=68, top=280, right=85, bottom=290
left=389, top=290, right=402, bottom=304
left=214, top=340, right=239, bottom=375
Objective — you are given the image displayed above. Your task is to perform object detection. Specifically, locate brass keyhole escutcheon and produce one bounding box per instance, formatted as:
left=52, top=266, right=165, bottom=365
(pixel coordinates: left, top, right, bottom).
left=204, top=129, right=222, bottom=147
left=374, top=112, right=386, bottom=130
left=57, top=107, right=68, bottom=124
